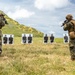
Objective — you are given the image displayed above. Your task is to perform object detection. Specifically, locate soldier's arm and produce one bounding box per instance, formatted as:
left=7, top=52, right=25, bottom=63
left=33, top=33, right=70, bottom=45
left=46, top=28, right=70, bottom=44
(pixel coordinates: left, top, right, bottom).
left=63, top=24, right=68, bottom=31
left=63, top=22, right=73, bottom=31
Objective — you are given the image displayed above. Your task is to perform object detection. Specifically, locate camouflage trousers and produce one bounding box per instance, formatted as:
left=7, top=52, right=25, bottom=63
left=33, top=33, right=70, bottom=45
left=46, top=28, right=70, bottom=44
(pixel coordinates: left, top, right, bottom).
left=69, top=39, right=75, bottom=60
left=0, top=30, right=2, bottom=54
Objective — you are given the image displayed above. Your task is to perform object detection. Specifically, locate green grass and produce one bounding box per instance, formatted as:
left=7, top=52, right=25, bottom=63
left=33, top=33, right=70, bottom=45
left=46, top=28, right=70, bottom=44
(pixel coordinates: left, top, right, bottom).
left=0, top=10, right=43, bottom=37
left=1, top=14, right=43, bottom=37
left=0, top=37, right=75, bottom=75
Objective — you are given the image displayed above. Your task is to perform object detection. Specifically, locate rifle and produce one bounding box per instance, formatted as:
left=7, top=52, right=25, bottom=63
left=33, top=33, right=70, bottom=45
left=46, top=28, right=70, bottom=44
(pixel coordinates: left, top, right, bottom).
left=61, top=20, right=68, bottom=27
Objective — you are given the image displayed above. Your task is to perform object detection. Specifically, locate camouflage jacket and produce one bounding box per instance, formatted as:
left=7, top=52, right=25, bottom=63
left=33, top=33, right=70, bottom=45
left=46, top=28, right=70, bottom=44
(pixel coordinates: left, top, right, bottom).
left=0, top=16, right=7, bottom=29
left=63, top=20, right=75, bottom=38
left=63, top=20, right=75, bottom=47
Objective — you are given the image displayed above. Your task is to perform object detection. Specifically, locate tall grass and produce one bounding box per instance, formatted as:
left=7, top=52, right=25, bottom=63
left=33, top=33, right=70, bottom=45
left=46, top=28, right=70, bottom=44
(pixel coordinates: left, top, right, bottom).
left=0, top=37, right=75, bottom=75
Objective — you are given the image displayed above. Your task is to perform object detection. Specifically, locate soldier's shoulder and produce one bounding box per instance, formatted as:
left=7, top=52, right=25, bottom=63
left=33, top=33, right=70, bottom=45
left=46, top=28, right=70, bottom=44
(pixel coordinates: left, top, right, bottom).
left=70, top=19, right=75, bottom=24
left=70, top=19, right=75, bottom=21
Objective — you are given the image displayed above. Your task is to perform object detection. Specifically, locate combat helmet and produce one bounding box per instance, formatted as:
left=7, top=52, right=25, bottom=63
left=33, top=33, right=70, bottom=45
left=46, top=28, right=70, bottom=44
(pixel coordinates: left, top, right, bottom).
left=66, top=14, right=73, bottom=20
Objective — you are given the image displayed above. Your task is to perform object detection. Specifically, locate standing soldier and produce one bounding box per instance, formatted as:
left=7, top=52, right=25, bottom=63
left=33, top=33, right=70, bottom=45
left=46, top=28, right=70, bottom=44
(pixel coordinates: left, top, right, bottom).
left=63, top=14, right=75, bottom=61
left=0, top=30, right=2, bottom=54
left=0, top=13, right=8, bottom=54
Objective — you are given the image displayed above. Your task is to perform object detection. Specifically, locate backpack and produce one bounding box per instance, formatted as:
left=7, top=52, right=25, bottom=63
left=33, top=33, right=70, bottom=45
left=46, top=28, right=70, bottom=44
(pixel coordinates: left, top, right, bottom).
left=0, top=16, right=5, bottom=29
left=69, top=20, right=75, bottom=39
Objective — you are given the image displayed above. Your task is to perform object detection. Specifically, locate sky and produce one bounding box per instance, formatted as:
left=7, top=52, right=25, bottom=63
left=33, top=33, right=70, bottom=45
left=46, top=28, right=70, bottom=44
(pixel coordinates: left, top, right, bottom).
left=0, top=0, right=75, bottom=37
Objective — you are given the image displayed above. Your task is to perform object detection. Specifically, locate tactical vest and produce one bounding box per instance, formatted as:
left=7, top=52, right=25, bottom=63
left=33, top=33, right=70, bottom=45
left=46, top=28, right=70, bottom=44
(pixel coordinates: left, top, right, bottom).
left=69, top=20, right=75, bottom=39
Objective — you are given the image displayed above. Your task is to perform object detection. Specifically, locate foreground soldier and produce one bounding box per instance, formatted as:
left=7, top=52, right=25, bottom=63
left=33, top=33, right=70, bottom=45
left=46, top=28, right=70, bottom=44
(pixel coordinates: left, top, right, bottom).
left=63, top=14, right=75, bottom=60
left=0, top=13, right=8, bottom=54
left=0, top=30, right=2, bottom=54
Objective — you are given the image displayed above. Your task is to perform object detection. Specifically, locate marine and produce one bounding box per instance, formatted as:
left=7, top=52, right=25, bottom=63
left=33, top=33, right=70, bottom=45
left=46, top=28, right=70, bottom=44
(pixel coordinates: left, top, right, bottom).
left=63, top=14, right=75, bottom=60
left=0, top=13, right=8, bottom=54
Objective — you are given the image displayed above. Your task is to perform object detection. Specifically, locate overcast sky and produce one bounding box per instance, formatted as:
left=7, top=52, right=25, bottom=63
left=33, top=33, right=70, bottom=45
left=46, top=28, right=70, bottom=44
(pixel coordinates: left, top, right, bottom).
left=0, top=0, right=75, bottom=37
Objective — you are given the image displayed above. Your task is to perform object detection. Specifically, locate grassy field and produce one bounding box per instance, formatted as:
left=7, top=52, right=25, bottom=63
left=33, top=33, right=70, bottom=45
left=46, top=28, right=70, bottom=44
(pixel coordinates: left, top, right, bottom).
left=0, top=37, right=75, bottom=75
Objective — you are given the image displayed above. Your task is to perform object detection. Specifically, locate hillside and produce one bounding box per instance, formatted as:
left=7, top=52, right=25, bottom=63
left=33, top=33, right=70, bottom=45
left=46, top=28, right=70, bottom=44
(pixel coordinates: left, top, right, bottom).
left=0, top=10, right=43, bottom=37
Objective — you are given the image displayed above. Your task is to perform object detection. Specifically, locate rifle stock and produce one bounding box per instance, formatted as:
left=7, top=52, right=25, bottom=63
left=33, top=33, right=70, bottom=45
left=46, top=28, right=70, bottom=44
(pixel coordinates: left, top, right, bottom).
left=61, top=20, right=68, bottom=27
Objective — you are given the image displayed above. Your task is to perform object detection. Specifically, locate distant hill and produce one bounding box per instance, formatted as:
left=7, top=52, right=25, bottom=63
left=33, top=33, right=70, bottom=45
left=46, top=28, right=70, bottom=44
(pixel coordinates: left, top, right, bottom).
left=0, top=10, right=43, bottom=37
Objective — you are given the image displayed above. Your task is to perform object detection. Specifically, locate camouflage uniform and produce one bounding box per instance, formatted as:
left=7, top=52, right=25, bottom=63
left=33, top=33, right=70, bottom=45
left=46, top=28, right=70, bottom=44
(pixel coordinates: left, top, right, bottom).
left=0, top=30, right=2, bottom=54
left=63, top=14, right=75, bottom=60
left=0, top=13, right=8, bottom=54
